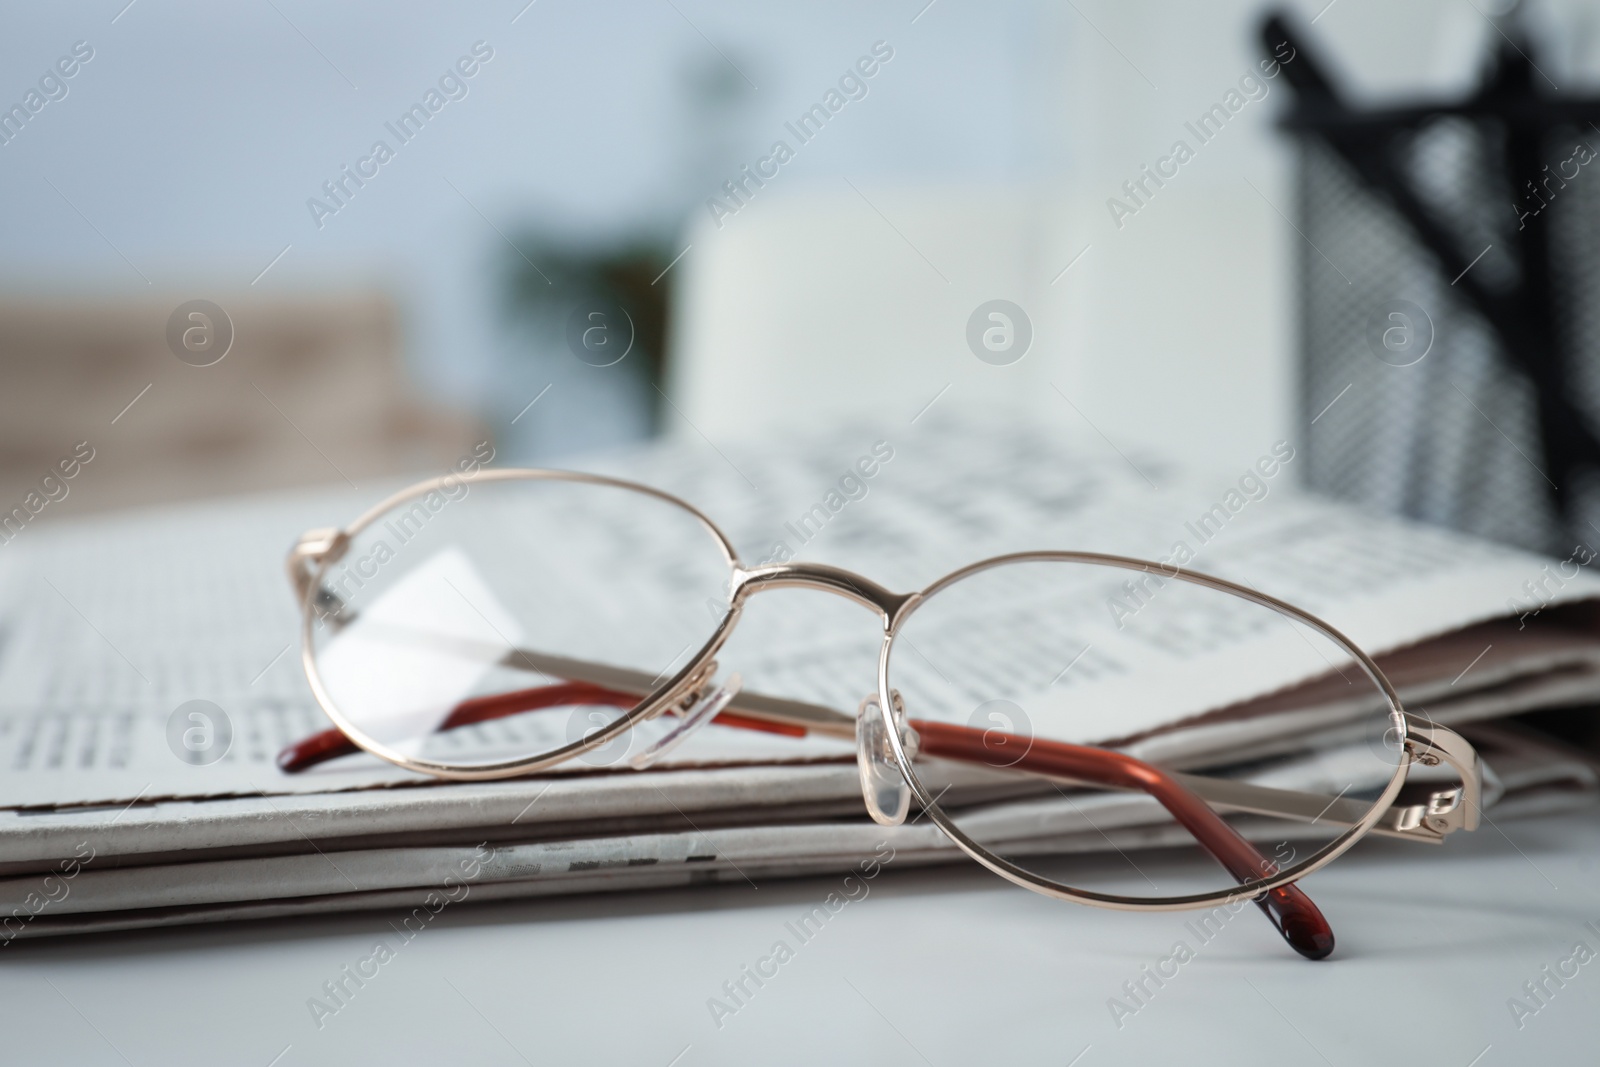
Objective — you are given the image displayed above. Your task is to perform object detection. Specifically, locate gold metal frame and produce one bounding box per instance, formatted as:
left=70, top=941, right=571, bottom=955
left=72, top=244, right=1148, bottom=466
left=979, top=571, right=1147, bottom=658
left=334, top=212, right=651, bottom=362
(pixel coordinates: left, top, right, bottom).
left=880, top=552, right=1420, bottom=911
left=289, top=466, right=1482, bottom=913
left=292, top=467, right=744, bottom=780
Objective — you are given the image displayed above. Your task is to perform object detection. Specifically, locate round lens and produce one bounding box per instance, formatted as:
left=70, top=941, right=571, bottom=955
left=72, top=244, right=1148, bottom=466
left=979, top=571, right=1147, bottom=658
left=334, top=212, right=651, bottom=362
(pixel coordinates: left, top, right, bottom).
left=883, top=555, right=1405, bottom=906
left=304, top=474, right=735, bottom=771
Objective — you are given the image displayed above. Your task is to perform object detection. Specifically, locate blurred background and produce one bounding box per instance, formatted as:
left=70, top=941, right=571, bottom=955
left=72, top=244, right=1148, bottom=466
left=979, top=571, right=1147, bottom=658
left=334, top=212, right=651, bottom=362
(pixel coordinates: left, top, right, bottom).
left=5, top=0, right=1600, bottom=552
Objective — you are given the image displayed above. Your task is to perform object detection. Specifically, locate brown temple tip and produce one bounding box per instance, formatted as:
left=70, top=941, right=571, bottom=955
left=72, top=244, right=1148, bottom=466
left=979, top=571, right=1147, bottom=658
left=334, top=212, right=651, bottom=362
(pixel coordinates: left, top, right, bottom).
left=907, top=720, right=1337, bottom=961
left=1256, top=884, right=1336, bottom=960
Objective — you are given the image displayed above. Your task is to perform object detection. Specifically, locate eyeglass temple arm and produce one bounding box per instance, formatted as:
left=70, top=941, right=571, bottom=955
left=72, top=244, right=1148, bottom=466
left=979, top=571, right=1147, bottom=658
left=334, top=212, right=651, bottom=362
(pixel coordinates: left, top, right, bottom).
left=276, top=682, right=1338, bottom=959
left=278, top=673, right=1333, bottom=957
left=274, top=678, right=1332, bottom=958
left=716, top=687, right=1482, bottom=844
left=281, top=634, right=1483, bottom=846
left=279, top=681, right=635, bottom=772
left=277, top=678, right=798, bottom=773
left=276, top=632, right=1469, bottom=958
left=287, top=534, right=1479, bottom=843
left=502, top=648, right=1482, bottom=844
left=909, top=720, right=1334, bottom=960
left=1168, top=717, right=1484, bottom=845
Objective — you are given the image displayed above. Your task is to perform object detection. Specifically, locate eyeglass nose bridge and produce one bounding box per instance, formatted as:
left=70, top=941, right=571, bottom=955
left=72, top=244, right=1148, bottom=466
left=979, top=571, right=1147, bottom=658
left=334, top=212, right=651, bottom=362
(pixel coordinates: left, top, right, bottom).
left=731, top=562, right=919, bottom=630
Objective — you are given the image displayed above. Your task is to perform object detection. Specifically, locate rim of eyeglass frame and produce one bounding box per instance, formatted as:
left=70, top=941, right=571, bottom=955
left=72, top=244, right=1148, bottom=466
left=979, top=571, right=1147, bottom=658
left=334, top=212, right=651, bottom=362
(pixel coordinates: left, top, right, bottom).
left=872, top=551, right=1411, bottom=912
left=294, top=467, right=746, bottom=781
left=289, top=466, right=1433, bottom=913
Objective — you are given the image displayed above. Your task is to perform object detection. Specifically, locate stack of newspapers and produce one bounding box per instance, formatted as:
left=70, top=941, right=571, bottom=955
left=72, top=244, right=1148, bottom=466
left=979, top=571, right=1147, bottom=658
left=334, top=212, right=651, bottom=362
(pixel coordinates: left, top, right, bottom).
left=2, top=412, right=1597, bottom=938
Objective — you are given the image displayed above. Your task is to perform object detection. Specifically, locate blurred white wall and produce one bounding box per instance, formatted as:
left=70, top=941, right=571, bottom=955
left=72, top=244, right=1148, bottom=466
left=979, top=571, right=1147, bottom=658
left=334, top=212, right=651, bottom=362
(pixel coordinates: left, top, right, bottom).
left=5, top=0, right=1591, bottom=473
left=0, top=0, right=1061, bottom=461
left=665, top=0, right=1567, bottom=472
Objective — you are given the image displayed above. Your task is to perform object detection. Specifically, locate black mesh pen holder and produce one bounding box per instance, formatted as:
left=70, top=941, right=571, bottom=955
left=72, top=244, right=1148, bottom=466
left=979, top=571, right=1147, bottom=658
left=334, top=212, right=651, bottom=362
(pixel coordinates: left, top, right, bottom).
left=1264, top=11, right=1600, bottom=555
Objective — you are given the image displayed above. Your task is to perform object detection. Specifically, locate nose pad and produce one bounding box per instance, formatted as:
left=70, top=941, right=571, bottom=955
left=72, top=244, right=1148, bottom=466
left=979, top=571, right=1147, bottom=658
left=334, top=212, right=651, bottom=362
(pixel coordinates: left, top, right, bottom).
left=856, top=689, right=914, bottom=827
left=629, top=674, right=743, bottom=769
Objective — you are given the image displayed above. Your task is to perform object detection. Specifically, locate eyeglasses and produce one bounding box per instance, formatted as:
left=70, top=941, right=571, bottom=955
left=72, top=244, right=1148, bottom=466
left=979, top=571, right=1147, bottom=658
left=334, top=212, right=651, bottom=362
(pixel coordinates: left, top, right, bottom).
left=278, top=467, right=1483, bottom=960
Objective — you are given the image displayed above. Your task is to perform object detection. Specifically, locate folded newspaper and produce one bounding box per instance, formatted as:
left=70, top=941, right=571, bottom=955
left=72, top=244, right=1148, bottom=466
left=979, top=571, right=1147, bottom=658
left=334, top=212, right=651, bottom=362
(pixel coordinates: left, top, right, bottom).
left=1, top=411, right=1597, bottom=939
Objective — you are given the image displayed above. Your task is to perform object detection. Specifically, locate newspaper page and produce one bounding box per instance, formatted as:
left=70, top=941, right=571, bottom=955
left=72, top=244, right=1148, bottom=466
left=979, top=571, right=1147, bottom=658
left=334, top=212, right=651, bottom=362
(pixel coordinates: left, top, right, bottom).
left=1, top=726, right=1591, bottom=937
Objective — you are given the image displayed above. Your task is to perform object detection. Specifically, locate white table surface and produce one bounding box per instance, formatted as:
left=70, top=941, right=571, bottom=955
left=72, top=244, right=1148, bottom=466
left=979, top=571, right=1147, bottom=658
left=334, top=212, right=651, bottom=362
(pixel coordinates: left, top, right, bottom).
left=2, top=809, right=1596, bottom=1066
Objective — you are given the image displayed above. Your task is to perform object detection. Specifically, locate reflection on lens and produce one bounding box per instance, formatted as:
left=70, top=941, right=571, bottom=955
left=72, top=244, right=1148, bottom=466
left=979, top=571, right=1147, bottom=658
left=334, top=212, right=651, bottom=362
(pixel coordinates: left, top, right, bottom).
left=307, top=476, right=733, bottom=770
left=886, top=556, right=1403, bottom=904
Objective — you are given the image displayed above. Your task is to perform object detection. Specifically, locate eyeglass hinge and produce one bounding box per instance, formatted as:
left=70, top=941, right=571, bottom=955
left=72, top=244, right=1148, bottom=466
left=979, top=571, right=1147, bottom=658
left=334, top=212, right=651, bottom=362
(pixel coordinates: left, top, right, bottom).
left=1382, top=718, right=1486, bottom=841
left=666, top=659, right=720, bottom=716
left=286, top=527, right=349, bottom=609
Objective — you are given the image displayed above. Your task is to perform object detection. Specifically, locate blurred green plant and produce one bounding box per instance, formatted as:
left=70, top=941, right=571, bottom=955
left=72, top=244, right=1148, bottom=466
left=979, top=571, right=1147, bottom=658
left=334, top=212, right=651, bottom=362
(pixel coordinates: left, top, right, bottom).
left=500, top=235, right=675, bottom=431
left=497, top=52, right=758, bottom=438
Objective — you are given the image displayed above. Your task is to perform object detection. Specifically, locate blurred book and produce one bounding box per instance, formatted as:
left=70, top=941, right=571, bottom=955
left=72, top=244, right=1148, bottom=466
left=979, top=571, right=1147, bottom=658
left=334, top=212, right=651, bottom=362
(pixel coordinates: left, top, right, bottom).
left=0, top=293, right=487, bottom=514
